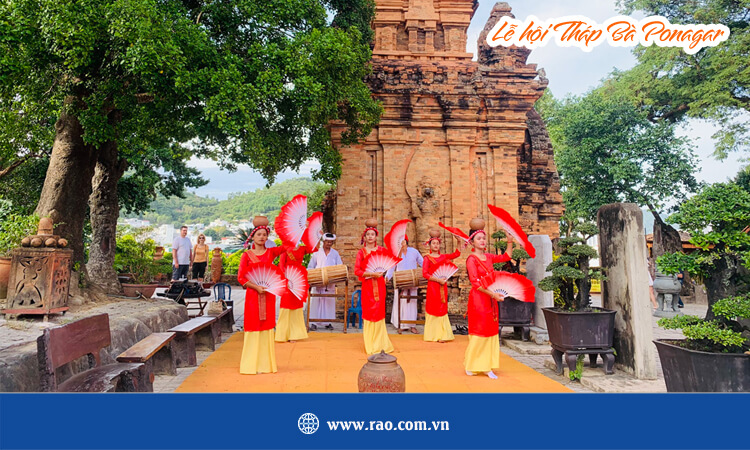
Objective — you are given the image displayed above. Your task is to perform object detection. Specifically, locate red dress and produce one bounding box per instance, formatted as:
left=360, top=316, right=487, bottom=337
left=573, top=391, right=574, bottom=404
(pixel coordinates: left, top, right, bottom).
left=237, top=246, right=287, bottom=332
left=422, top=249, right=461, bottom=317
left=354, top=246, right=388, bottom=322
left=278, top=246, right=312, bottom=310
left=465, top=252, right=511, bottom=337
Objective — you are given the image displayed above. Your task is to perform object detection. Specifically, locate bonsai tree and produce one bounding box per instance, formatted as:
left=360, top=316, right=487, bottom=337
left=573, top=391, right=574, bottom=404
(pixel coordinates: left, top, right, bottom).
left=656, top=183, right=750, bottom=320
left=658, top=294, right=750, bottom=354
left=113, top=227, right=160, bottom=284
left=538, top=219, right=605, bottom=311
left=491, top=230, right=529, bottom=274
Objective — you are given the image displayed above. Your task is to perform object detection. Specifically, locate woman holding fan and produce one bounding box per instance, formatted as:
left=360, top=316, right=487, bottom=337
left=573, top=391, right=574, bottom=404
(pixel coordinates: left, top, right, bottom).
left=354, top=218, right=396, bottom=355
left=463, top=218, right=513, bottom=379
left=422, top=229, right=463, bottom=343
left=275, top=244, right=314, bottom=343
left=238, top=216, right=289, bottom=375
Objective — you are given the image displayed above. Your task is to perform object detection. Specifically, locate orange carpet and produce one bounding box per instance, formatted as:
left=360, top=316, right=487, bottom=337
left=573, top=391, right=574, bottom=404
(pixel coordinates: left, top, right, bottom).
left=175, top=332, right=573, bottom=393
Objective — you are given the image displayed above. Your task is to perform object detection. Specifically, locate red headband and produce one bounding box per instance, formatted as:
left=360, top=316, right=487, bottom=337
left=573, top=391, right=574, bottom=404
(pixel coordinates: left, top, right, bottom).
left=245, top=226, right=270, bottom=248
left=469, top=229, right=486, bottom=241
left=360, top=227, right=378, bottom=245
left=424, top=236, right=442, bottom=247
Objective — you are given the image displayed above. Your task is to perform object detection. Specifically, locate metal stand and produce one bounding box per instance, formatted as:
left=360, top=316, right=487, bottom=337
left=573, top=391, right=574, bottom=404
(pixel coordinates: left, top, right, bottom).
left=306, top=280, right=350, bottom=333
left=550, top=344, right=615, bottom=376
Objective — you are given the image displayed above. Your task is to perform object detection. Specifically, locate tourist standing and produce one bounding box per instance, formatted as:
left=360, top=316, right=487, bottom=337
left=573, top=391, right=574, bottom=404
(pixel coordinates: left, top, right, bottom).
left=386, top=237, right=423, bottom=334
left=307, top=233, right=343, bottom=330
left=275, top=244, right=315, bottom=343
left=354, top=219, right=394, bottom=355
left=422, top=229, right=462, bottom=343
left=191, top=234, right=210, bottom=282
left=464, top=218, right=513, bottom=379
left=172, top=225, right=192, bottom=281
left=238, top=217, right=288, bottom=375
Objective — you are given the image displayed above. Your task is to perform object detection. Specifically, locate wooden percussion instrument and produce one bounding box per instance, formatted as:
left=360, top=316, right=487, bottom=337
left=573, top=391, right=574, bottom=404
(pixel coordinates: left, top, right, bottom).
left=392, top=268, right=427, bottom=289
left=307, top=264, right=348, bottom=287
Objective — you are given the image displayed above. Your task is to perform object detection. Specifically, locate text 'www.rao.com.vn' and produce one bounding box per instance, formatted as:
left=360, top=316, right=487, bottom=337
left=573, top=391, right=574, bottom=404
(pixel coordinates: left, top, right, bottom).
left=326, top=420, right=449, bottom=432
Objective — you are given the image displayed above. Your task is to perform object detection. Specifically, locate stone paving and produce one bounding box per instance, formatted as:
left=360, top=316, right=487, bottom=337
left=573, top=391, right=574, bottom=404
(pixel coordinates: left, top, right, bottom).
left=152, top=286, right=707, bottom=393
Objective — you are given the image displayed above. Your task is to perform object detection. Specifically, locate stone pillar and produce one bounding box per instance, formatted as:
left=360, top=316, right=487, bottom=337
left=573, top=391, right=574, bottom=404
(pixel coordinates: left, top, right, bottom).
left=597, top=203, right=657, bottom=379
left=526, top=235, right=553, bottom=343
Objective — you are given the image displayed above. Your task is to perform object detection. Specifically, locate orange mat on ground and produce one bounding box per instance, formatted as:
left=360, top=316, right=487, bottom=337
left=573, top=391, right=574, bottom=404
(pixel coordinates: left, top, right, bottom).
left=175, top=332, right=573, bottom=393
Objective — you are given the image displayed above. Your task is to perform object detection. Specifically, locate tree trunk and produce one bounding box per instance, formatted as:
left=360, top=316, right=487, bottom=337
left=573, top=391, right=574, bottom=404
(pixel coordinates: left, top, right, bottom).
left=576, top=256, right=591, bottom=310
left=704, top=254, right=750, bottom=320
left=652, top=219, right=682, bottom=261
left=87, top=140, right=127, bottom=293
left=34, top=107, right=97, bottom=266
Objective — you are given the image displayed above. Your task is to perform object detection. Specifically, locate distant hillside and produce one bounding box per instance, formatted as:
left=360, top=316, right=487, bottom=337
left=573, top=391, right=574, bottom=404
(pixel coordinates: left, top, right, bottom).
left=122, top=177, right=330, bottom=226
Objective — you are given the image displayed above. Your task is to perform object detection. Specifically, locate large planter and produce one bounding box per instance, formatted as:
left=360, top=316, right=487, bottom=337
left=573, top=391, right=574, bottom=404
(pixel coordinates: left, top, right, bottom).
left=542, top=307, right=616, bottom=350
left=0, top=256, right=11, bottom=299
left=654, top=339, right=750, bottom=392
left=498, top=298, right=534, bottom=341
left=121, top=284, right=158, bottom=299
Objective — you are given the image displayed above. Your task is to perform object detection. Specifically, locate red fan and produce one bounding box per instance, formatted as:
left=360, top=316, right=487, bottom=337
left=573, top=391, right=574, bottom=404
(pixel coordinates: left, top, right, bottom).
left=364, top=248, right=401, bottom=274
left=438, top=222, right=470, bottom=245
left=385, top=219, right=412, bottom=258
left=480, top=272, right=535, bottom=303
left=245, top=262, right=287, bottom=298
left=428, top=261, right=459, bottom=281
left=275, top=195, right=308, bottom=246
left=487, top=204, right=536, bottom=259
left=284, top=264, right=309, bottom=301
left=302, top=212, right=323, bottom=250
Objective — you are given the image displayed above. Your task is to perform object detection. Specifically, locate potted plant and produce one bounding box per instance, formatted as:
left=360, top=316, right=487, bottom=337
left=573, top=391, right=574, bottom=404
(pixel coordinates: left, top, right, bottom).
left=654, top=182, right=750, bottom=391
left=0, top=203, right=38, bottom=298
left=491, top=230, right=534, bottom=340
left=114, top=228, right=160, bottom=298
left=538, top=220, right=609, bottom=380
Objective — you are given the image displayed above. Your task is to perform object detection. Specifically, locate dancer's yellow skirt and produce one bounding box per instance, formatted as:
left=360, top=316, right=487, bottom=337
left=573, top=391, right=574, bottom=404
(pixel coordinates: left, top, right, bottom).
left=275, top=307, right=309, bottom=342
left=363, top=319, right=394, bottom=355
left=240, top=330, right=277, bottom=375
left=423, top=313, right=455, bottom=342
left=464, top=334, right=500, bottom=373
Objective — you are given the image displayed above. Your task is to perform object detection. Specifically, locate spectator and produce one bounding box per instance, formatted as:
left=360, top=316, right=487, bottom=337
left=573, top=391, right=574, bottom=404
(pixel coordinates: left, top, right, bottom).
left=172, top=226, right=192, bottom=281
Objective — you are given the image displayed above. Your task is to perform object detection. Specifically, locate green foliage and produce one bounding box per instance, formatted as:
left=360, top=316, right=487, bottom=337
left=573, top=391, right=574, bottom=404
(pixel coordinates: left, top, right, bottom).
left=658, top=294, right=750, bottom=353
left=541, top=89, right=699, bottom=222
left=616, top=0, right=750, bottom=158
left=114, top=227, right=159, bottom=284
left=490, top=229, right=529, bottom=274
left=222, top=249, right=245, bottom=275
left=0, top=211, right=38, bottom=257
left=569, top=355, right=585, bottom=382
left=0, top=158, right=49, bottom=215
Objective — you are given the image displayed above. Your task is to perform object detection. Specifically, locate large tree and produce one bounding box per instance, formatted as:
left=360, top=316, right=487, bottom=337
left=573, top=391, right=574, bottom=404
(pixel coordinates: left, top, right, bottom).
left=538, top=89, right=699, bottom=251
left=615, top=0, right=750, bottom=158
left=1, top=0, right=381, bottom=290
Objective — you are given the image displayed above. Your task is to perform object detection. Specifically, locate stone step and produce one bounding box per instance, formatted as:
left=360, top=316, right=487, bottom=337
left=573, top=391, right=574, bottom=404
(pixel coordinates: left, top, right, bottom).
left=543, top=359, right=666, bottom=393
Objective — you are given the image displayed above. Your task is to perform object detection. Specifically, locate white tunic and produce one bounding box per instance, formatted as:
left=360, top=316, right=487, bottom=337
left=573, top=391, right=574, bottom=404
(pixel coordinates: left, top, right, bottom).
left=386, top=247, right=424, bottom=329
left=307, top=247, right=343, bottom=326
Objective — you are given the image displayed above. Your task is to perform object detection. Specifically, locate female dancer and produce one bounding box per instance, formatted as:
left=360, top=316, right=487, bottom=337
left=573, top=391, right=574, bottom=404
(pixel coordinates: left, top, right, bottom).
left=354, top=218, right=395, bottom=355
left=191, top=234, right=210, bottom=282
left=275, top=244, right=314, bottom=343
left=422, top=229, right=462, bottom=343
left=237, top=217, right=288, bottom=375
left=464, top=218, right=513, bottom=379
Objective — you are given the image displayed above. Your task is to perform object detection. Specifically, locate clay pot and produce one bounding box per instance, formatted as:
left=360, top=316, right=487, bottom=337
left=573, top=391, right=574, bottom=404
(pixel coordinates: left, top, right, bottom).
left=428, top=228, right=441, bottom=239
left=469, top=217, right=485, bottom=232
left=211, top=249, right=223, bottom=284
left=253, top=216, right=269, bottom=227
left=0, top=256, right=11, bottom=299
left=153, top=246, right=165, bottom=260
left=365, top=218, right=378, bottom=228
left=358, top=351, right=406, bottom=392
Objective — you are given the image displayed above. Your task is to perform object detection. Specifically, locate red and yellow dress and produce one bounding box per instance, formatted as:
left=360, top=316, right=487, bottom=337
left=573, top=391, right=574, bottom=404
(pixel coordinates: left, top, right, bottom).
left=354, top=245, right=394, bottom=354
left=237, top=246, right=287, bottom=374
left=276, top=246, right=313, bottom=342
left=422, top=249, right=461, bottom=342
left=464, top=252, right=511, bottom=373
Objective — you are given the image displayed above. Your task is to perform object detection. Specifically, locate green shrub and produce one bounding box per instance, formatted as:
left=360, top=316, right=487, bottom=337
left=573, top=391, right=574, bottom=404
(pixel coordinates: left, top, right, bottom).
left=0, top=212, right=39, bottom=257
left=114, top=227, right=159, bottom=284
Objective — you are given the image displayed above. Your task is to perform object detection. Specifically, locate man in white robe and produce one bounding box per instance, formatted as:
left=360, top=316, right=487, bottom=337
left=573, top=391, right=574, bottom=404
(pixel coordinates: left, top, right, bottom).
left=307, top=233, right=343, bottom=330
left=386, top=239, right=423, bottom=334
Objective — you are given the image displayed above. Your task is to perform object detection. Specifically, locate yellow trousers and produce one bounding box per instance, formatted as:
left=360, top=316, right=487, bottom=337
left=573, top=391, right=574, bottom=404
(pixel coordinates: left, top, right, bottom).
left=240, top=330, right=277, bottom=375
left=423, top=313, right=455, bottom=342
left=363, top=319, right=394, bottom=355
left=275, top=307, right=309, bottom=342
left=464, top=334, right=500, bottom=373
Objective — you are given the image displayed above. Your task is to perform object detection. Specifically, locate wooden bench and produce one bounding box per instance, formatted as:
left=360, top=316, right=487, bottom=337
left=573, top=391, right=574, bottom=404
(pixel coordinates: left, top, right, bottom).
left=116, top=332, right=177, bottom=376
left=167, top=316, right=219, bottom=367
left=37, top=314, right=152, bottom=392
left=209, top=307, right=235, bottom=335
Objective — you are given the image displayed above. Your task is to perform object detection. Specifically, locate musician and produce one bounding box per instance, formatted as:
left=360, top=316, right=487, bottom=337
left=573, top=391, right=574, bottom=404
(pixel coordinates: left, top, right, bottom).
left=354, top=219, right=395, bottom=354
left=464, top=218, right=513, bottom=379
left=386, top=236, right=423, bottom=334
left=237, top=217, right=288, bottom=375
left=307, top=233, right=343, bottom=330
left=275, top=243, right=314, bottom=343
left=422, top=229, right=462, bottom=343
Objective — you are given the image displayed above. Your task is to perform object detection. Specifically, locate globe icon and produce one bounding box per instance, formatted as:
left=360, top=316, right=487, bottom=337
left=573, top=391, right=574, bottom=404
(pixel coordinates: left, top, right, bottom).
left=298, top=413, right=319, bottom=434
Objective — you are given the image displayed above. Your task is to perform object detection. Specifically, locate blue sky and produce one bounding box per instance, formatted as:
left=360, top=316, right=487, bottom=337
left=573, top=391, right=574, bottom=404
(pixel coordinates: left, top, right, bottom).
left=188, top=0, right=744, bottom=200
